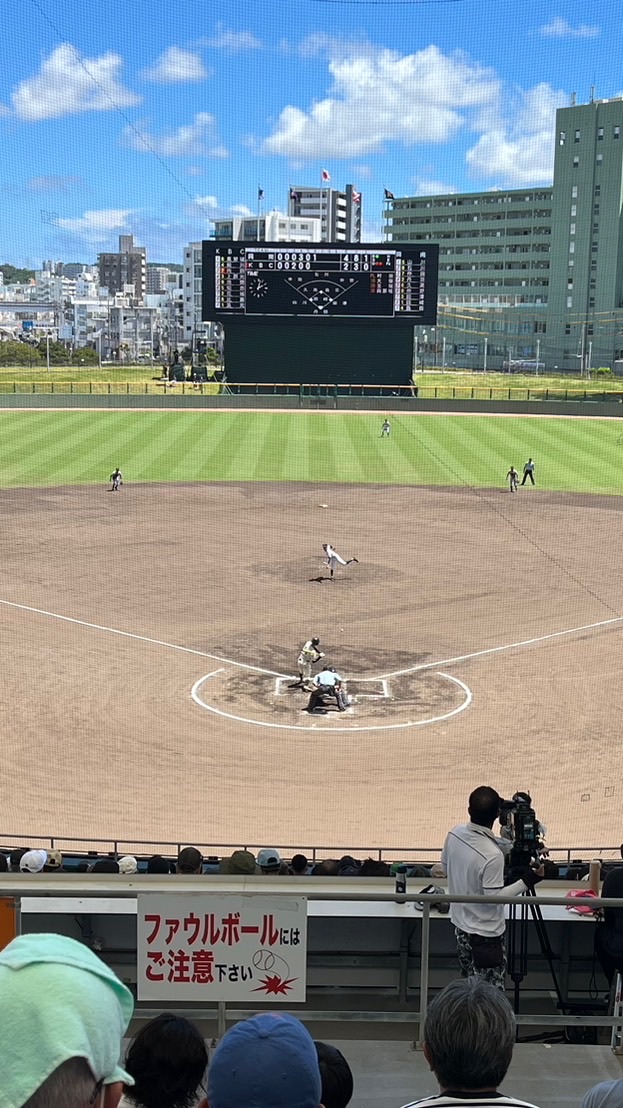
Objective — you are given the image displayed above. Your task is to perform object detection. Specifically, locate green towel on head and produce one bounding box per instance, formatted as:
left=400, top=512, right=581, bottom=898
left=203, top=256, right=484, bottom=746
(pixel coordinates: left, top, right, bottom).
left=0, top=932, right=134, bottom=1108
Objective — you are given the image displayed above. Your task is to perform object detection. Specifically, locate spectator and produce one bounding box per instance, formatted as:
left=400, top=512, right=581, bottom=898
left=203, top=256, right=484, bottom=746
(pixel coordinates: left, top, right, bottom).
left=44, top=850, right=63, bottom=873
left=91, top=859, right=120, bottom=874
left=9, top=847, right=29, bottom=872
left=146, top=854, right=172, bottom=874
left=338, top=856, right=361, bottom=876
left=315, top=1042, right=354, bottom=1108
left=0, top=931, right=134, bottom=1107
left=219, top=850, right=260, bottom=875
left=290, top=854, right=309, bottom=875
left=120, top=1013, right=207, bottom=1108
left=20, top=850, right=48, bottom=873
left=118, top=856, right=138, bottom=876
left=441, top=786, right=543, bottom=989
left=401, top=978, right=541, bottom=1108
left=311, top=859, right=340, bottom=876
left=257, top=849, right=289, bottom=875
left=203, top=1013, right=322, bottom=1108
left=430, top=862, right=447, bottom=879
left=595, top=865, right=623, bottom=986
left=581, top=1078, right=623, bottom=1107
left=359, top=858, right=390, bottom=877
left=176, top=847, right=203, bottom=875
left=0, top=853, right=7, bottom=872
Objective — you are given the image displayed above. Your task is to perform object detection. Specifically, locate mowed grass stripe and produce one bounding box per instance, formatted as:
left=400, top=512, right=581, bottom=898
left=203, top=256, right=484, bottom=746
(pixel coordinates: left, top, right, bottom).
left=2, top=412, right=123, bottom=485
left=0, top=411, right=622, bottom=493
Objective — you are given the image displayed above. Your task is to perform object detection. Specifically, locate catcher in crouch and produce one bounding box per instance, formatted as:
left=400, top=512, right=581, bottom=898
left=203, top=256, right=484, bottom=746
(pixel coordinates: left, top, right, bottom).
left=322, top=543, right=359, bottom=580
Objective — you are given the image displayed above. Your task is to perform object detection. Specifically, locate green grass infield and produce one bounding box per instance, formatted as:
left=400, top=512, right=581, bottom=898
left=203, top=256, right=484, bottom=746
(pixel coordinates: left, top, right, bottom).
left=0, top=410, right=622, bottom=494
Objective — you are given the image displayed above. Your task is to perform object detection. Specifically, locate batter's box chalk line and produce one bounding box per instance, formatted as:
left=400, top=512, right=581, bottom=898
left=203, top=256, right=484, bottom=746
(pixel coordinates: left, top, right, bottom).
left=191, top=669, right=472, bottom=733
left=273, top=677, right=389, bottom=701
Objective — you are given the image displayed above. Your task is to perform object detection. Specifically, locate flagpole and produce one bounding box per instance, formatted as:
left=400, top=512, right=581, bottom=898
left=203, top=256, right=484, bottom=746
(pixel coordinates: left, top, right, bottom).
left=257, top=185, right=261, bottom=242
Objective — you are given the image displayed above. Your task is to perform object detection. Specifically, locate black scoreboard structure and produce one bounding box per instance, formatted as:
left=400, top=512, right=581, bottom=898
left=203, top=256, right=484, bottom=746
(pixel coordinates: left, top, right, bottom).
left=202, top=241, right=439, bottom=388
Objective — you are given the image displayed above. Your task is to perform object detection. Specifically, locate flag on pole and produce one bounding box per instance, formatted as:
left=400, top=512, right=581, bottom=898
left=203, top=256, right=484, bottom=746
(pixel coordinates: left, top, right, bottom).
left=290, top=189, right=300, bottom=202
left=258, top=186, right=265, bottom=201
left=352, top=189, right=361, bottom=205
left=321, top=169, right=331, bottom=182
left=384, top=188, right=395, bottom=200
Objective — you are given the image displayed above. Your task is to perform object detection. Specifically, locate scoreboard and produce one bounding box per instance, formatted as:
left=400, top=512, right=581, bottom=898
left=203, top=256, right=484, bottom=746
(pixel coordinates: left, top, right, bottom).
left=202, top=242, right=438, bottom=325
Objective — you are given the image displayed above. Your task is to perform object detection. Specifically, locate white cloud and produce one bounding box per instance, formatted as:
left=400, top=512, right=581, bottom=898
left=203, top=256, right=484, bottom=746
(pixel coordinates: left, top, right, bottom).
left=414, top=179, right=458, bottom=195
left=55, top=209, right=132, bottom=245
left=231, top=204, right=254, bottom=216
left=143, top=46, right=208, bottom=83
left=11, top=44, right=140, bottom=121
left=262, top=44, right=499, bottom=158
left=466, top=82, right=567, bottom=186
left=193, top=195, right=218, bottom=209
left=123, top=112, right=228, bottom=158
left=352, top=164, right=373, bottom=179
left=185, top=165, right=205, bottom=176
left=540, top=17, right=599, bottom=38
left=205, top=26, right=262, bottom=52
left=27, top=174, right=84, bottom=193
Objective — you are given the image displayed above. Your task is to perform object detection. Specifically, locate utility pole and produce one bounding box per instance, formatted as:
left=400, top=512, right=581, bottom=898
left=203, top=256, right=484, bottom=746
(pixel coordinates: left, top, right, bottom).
left=46, top=331, right=50, bottom=372
left=483, top=336, right=488, bottom=374
left=580, top=322, right=586, bottom=377
left=536, top=337, right=540, bottom=376
left=587, top=339, right=593, bottom=377
left=413, top=331, right=419, bottom=377
left=442, top=335, right=447, bottom=371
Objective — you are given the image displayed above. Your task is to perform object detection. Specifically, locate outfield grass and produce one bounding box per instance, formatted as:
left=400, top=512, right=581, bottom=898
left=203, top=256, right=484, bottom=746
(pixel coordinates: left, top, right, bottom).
left=1, top=410, right=622, bottom=494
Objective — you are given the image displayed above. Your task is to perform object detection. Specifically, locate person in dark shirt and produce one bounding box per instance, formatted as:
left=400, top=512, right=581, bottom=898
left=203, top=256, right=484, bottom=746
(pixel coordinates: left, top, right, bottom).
left=595, top=865, right=623, bottom=985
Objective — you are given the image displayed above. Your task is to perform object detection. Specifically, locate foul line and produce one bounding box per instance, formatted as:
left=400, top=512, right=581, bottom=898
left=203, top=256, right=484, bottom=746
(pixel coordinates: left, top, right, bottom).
left=1, top=598, right=621, bottom=686
left=371, top=614, right=623, bottom=680
left=0, top=598, right=287, bottom=678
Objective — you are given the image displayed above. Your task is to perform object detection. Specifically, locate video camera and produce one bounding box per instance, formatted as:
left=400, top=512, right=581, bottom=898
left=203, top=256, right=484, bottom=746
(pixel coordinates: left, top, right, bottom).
left=498, top=791, right=545, bottom=874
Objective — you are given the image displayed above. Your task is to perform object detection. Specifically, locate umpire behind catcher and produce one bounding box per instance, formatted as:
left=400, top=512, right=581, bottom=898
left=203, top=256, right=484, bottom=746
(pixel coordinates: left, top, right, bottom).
left=441, top=786, right=544, bottom=990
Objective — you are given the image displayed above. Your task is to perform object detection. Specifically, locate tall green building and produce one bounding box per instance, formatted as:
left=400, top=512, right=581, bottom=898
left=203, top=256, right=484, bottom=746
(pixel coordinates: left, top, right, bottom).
left=384, top=98, right=623, bottom=371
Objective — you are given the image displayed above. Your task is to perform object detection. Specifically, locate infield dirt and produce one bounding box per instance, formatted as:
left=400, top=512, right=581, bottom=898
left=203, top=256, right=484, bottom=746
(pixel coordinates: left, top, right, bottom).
left=2, top=479, right=623, bottom=854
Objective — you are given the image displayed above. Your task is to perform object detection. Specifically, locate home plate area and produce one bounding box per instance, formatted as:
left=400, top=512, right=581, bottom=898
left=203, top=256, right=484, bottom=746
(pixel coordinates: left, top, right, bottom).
left=192, top=665, right=472, bottom=731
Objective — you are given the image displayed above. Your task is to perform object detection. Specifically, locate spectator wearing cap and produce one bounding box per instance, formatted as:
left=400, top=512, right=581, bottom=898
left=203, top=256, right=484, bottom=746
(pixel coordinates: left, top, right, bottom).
left=400, top=978, right=541, bottom=1108
left=9, top=847, right=28, bottom=872
left=0, top=931, right=134, bottom=1108
left=201, top=1012, right=322, bottom=1108
left=44, top=850, right=63, bottom=873
left=146, top=854, right=172, bottom=874
left=257, top=848, right=289, bottom=875
left=315, top=1042, right=353, bottom=1108
left=219, top=850, right=260, bottom=875
left=359, top=858, right=390, bottom=877
left=118, top=856, right=138, bottom=876
left=176, top=847, right=203, bottom=875
left=290, top=854, right=309, bottom=875
left=120, top=1012, right=207, bottom=1108
left=20, top=849, right=48, bottom=874
left=338, top=856, right=361, bottom=877
left=581, top=1078, right=623, bottom=1107
left=91, top=859, right=120, bottom=874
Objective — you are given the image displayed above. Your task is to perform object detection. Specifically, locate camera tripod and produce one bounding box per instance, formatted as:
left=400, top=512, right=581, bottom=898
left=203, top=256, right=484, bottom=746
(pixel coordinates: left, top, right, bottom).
left=507, top=887, right=566, bottom=1040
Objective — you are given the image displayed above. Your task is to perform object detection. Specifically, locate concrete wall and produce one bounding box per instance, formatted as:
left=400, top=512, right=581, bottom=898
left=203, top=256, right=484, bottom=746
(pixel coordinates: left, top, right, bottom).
left=0, top=392, right=621, bottom=417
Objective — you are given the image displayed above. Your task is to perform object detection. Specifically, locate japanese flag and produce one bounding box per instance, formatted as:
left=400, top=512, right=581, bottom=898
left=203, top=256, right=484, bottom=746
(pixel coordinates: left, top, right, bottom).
left=321, top=169, right=331, bottom=182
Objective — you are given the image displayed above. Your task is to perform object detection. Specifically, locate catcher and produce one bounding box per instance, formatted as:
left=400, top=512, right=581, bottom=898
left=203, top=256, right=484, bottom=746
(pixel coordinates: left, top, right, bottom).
left=291, top=637, right=325, bottom=690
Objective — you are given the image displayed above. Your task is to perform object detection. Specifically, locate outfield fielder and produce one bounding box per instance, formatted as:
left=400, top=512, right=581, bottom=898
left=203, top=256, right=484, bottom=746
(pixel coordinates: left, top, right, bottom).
left=110, top=468, right=123, bottom=492
left=506, top=466, right=519, bottom=493
left=323, top=543, right=359, bottom=580
left=381, top=419, right=391, bottom=437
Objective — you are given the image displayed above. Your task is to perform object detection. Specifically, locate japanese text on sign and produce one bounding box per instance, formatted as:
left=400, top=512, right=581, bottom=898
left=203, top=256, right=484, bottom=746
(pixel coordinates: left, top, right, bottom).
left=137, top=895, right=307, bottom=1002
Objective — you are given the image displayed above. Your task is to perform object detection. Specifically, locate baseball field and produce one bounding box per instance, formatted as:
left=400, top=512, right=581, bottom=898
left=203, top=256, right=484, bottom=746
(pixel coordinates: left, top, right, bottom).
left=2, top=408, right=623, bottom=857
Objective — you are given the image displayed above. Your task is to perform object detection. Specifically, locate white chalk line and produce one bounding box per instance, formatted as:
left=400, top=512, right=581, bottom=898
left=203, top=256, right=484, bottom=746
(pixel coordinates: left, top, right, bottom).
left=1, top=598, right=621, bottom=685
left=0, top=598, right=286, bottom=678
left=191, top=670, right=472, bottom=733
left=369, top=614, right=623, bottom=680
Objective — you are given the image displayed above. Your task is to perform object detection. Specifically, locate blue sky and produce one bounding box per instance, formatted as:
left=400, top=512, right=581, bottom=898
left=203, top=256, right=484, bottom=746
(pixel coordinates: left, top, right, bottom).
left=0, top=0, right=620, bottom=266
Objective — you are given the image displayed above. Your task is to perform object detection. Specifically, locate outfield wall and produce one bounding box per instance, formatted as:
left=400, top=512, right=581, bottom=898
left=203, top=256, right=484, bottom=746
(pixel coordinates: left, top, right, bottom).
left=0, top=392, right=621, bottom=417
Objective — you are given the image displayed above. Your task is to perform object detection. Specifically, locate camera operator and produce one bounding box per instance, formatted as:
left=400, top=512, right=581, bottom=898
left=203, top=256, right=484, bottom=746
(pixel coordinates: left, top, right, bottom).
left=441, top=786, right=544, bottom=991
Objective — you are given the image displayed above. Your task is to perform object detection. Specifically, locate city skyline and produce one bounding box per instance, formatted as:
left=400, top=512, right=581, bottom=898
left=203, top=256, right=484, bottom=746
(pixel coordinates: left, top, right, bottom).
left=0, top=0, right=620, bottom=266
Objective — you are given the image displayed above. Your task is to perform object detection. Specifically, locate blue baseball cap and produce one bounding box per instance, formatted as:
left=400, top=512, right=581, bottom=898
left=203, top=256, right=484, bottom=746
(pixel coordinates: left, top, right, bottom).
left=208, top=1013, right=321, bottom=1108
